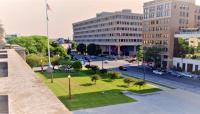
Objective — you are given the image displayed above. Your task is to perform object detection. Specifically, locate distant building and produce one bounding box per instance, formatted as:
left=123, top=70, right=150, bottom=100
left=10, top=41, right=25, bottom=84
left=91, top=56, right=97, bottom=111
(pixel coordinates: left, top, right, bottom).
left=173, top=57, right=200, bottom=72
left=73, top=9, right=143, bottom=56
left=143, top=0, right=200, bottom=70
left=175, top=28, right=200, bottom=47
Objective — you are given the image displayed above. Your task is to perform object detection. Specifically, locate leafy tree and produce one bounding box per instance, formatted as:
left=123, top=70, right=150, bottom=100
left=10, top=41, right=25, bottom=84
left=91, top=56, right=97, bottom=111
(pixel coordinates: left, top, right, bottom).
left=58, top=57, right=72, bottom=72
left=51, top=55, right=60, bottom=70
left=72, top=61, right=82, bottom=71
left=50, top=42, right=67, bottom=58
left=77, top=43, right=86, bottom=54
left=8, top=35, right=48, bottom=54
left=87, top=43, right=102, bottom=55
left=90, top=65, right=100, bottom=74
left=90, top=74, right=101, bottom=84
left=144, top=47, right=162, bottom=68
left=108, top=71, right=121, bottom=80
left=136, top=45, right=142, bottom=66
left=123, top=78, right=135, bottom=87
left=67, top=48, right=72, bottom=55
left=174, top=38, right=189, bottom=58
left=26, top=54, right=48, bottom=71
left=71, top=41, right=77, bottom=49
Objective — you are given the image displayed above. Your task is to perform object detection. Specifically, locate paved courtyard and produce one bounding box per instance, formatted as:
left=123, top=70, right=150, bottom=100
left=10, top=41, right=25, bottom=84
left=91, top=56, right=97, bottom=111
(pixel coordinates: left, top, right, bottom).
left=74, top=89, right=200, bottom=114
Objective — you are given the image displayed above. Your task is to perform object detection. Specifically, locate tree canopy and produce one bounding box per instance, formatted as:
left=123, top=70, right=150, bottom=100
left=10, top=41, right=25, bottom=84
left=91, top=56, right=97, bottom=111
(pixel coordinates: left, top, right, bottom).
left=77, top=43, right=86, bottom=54
left=87, top=43, right=102, bottom=55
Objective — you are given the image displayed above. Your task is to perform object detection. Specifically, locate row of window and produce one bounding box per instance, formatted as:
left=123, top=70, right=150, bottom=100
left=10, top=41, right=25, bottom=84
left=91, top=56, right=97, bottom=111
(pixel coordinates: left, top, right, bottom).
left=75, top=39, right=142, bottom=43
left=143, top=26, right=169, bottom=32
left=143, top=40, right=168, bottom=45
left=74, top=27, right=142, bottom=35
left=74, top=33, right=142, bottom=38
left=143, top=34, right=169, bottom=39
left=74, top=15, right=142, bottom=27
left=74, top=21, right=142, bottom=31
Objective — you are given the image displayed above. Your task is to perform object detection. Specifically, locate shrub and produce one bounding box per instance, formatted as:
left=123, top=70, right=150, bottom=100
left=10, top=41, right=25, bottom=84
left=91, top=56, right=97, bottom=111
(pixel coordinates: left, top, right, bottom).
left=90, top=65, right=99, bottom=73
left=134, top=81, right=146, bottom=89
left=90, top=74, right=101, bottom=84
left=108, top=71, right=121, bottom=80
left=123, top=78, right=135, bottom=87
left=85, top=65, right=91, bottom=69
left=99, top=69, right=108, bottom=74
left=72, top=61, right=82, bottom=71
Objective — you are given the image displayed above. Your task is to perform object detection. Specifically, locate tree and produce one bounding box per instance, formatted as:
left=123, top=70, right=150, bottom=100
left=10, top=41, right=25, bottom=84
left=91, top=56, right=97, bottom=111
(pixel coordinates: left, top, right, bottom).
left=136, top=45, right=142, bottom=66
left=77, top=43, right=86, bottom=54
left=8, top=35, right=48, bottom=54
left=90, top=65, right=100, bottom=74
left=50, top=42, right=68, bottom=58
left=87, top=43, right=102, bottom=55
left=144, top=47, right=162, bottom=68
left=108, top=71, right=121, bottom=80
left=90, top=74, right=101, bottom=84
left=51, top=55, right=60, bottom=70
left=72, top=61, right=82, bottom=71
left=123, top=78, right=135, bottom=87
left=26, top=54, right=48, bottom=72
left=174, top=38, right=189, bottom=58
left=134, top=81, right=146, bottom=90
left=71, top=41, right=77, bottom=49
left=58, top=57, right=72, bottom=72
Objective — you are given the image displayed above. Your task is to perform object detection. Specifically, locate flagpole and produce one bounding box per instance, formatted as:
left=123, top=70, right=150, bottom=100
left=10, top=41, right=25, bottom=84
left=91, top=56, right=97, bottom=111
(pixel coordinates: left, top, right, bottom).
left=45, top=0, right=51, bottom=67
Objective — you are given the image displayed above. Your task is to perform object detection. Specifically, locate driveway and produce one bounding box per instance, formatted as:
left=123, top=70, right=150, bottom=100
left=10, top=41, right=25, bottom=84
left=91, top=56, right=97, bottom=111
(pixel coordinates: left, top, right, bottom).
left=74, top=89, right=200, bottom=114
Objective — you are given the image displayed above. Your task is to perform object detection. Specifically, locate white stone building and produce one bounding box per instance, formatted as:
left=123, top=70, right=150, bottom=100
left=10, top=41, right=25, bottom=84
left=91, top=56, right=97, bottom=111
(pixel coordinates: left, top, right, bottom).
left=73, top=9, right=143, bottom=56
left=173, top=57, right=200, bottom=72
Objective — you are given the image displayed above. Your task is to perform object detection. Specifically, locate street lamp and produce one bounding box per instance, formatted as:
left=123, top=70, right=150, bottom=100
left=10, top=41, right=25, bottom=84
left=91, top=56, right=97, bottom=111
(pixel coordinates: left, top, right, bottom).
left=142, top=51, right=146, bottom=81
left=68, top=75, right=72, bottom=99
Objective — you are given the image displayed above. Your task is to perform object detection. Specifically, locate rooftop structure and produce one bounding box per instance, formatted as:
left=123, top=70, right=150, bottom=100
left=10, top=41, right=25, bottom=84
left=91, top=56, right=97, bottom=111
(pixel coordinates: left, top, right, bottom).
left=0, top=49, right=71, bottom=114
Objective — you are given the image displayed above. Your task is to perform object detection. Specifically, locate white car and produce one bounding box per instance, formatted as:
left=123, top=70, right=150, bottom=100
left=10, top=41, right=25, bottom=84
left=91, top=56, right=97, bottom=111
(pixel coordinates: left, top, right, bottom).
left=153, top=70, right=164, bottom=75
left=104, top=60, right=109, bottom=63
left=179, top=72, right=193, bottom=78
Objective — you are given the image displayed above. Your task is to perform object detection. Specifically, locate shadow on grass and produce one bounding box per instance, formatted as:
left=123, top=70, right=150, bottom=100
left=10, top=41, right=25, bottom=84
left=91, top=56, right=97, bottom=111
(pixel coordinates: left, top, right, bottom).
left=57, top=89, right=135, bottom=111
left=80, top=83, right=93, bottom=87
left=117, top=85, right=129, bottom=88
left=129, top=88, right=162, bottom=94
left=38, top=70, right=94, bottom=79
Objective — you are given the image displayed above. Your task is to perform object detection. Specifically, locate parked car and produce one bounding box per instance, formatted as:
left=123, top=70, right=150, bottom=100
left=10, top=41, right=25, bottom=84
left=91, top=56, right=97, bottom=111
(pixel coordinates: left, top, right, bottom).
left=119, top=66, right=127, bottom=71
left=169, top=70, right=182, bottom=78
left=153, top=70, right=164, bottom=75
left=90, top=56, right=97, bottom=59
left=104, top=60, right=109, bottom=63
left=179, top=72, right=193, bottom=78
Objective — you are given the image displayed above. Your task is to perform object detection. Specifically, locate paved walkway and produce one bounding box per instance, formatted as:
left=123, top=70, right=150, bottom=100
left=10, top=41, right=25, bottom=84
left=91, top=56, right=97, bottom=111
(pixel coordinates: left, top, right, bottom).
left=74, top=89, right=200, bottom=114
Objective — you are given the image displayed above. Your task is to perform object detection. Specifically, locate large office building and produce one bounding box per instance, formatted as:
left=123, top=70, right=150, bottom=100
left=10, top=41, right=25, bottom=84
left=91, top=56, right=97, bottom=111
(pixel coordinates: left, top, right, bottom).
left=73, top=10, right=143, bottom=56
left=143, top=0, right=199, bottom=69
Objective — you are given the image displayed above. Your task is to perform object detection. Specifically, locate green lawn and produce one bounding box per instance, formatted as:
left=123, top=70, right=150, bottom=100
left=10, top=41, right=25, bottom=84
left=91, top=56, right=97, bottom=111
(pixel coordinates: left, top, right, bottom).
left=36, top=70, right=161, bottom=110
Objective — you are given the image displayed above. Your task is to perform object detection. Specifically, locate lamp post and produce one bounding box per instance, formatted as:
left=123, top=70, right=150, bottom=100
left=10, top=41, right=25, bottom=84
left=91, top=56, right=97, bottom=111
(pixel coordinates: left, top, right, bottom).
left=142, top=52, right=146, bottom=81
left=68, top=75, right=72, bottom=99
left=101, top=55, right=104, bottom=69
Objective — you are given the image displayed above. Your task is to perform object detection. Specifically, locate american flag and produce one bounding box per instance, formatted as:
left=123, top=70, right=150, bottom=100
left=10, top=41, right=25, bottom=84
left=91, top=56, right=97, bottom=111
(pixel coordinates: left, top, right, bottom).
left=46, top=3, right=51, bottom=11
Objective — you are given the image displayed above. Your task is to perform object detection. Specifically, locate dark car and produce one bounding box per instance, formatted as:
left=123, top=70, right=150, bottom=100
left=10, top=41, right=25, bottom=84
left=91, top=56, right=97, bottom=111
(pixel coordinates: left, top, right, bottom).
left=119, top=66, right=127, bottom=71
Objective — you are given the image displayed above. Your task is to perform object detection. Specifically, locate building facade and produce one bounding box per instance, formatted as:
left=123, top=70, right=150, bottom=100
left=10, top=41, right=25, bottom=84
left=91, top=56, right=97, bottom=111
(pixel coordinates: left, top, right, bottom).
left=143, top=0, right=198, bottom=69
left=173, top=57, right=200, bottom=72
left=174, top=28, right=200, bottom=47
left=73, top=10, right=143, bottom=56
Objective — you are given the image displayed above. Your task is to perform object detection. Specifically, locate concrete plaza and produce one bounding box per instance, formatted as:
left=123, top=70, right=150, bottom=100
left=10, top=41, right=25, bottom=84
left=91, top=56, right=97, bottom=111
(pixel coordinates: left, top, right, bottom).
left=74, top=89, right=200, bottom=114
